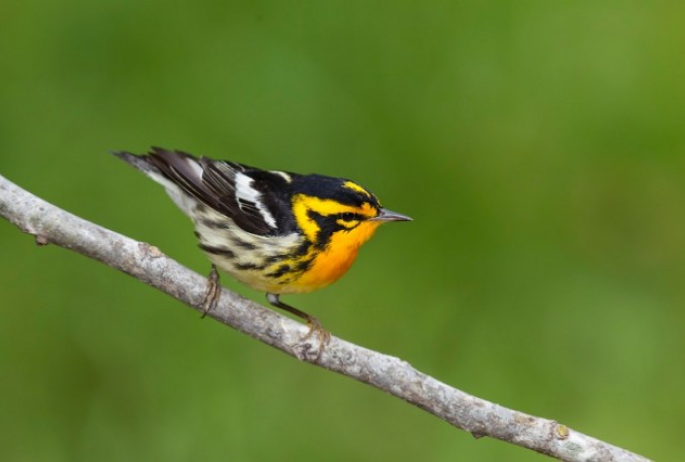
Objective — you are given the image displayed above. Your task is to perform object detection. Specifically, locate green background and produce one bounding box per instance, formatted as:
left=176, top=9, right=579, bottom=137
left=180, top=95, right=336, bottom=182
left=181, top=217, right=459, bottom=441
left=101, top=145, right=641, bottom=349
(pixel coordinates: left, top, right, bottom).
left=1, top=2, right=683, bottom=461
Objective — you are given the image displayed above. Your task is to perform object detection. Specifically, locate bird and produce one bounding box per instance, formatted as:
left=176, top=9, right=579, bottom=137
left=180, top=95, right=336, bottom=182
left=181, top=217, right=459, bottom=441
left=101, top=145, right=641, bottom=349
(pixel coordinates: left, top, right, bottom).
left=112, top=147, right=411, bottom=355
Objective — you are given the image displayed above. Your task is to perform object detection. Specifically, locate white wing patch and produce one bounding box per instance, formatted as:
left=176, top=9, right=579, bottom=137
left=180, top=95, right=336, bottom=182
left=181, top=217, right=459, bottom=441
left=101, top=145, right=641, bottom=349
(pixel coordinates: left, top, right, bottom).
left=234, top=172, right=277, bottom=228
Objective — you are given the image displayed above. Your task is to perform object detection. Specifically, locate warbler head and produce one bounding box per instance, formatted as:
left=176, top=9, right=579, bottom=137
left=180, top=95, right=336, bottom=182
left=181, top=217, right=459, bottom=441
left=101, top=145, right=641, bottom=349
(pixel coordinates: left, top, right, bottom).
left=290, top=176, right=411, bottom=250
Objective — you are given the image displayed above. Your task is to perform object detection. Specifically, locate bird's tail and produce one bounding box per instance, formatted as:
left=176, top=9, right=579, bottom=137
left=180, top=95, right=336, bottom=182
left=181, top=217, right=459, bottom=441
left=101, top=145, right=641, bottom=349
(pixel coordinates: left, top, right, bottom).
left=111, top=147, right=206, bottom=216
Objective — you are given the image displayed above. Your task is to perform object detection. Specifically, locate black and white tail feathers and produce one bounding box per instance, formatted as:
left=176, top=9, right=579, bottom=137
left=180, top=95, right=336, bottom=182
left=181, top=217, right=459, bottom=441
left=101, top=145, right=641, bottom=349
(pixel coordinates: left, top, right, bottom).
left=112, top=147, right=279, bottom=235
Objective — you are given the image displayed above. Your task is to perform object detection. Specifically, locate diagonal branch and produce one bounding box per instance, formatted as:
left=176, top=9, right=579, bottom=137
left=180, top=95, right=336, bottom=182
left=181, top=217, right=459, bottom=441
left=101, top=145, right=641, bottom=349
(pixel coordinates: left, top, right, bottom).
left=0, top=173, right=651, bottom=462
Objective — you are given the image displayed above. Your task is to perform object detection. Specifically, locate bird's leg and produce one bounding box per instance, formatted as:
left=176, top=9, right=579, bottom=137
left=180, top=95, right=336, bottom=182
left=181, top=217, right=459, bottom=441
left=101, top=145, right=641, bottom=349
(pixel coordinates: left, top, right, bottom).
left=200, top=264, right=221, bottom=318
left=266, top=293, right=331, bottom=358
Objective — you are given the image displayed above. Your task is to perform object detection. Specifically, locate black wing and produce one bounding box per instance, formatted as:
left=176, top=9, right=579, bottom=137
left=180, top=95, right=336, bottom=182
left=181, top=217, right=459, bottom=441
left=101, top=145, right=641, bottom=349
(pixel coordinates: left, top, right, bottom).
left=113, top=147, right=293, bottom=236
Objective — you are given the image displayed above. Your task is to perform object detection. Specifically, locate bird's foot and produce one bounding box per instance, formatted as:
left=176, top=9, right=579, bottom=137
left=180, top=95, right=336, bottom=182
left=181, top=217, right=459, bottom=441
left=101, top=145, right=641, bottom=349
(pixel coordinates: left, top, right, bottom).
left=302, top=316, right=331, bottom=360
left=200, top=264, right=221, bottom=318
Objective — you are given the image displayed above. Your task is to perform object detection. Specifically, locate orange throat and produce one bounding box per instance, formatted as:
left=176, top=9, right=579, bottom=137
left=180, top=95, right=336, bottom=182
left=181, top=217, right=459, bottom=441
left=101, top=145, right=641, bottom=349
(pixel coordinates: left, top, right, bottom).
left=292, top=221, right=382, bottom=292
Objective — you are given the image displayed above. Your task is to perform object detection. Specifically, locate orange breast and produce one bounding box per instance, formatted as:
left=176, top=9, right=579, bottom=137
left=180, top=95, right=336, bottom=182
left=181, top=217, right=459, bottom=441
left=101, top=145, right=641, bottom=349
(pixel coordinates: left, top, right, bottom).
left=289, top=221, right=382, bottom=293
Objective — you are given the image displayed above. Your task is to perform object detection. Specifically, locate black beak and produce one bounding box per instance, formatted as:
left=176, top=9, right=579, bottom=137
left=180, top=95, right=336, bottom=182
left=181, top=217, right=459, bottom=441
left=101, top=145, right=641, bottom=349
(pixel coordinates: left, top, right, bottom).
left=370, top=208, right=413, bottom=222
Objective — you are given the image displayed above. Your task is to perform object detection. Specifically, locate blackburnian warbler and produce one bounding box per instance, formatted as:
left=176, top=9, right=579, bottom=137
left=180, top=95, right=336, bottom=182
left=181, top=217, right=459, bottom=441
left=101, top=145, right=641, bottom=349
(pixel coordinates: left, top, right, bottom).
left=113, top=148, right=411, bottom=352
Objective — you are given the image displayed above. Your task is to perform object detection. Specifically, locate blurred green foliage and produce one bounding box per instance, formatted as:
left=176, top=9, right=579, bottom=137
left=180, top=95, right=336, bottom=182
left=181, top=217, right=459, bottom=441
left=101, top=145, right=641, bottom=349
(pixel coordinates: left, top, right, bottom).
left=2, top=1, right=684, bottom=460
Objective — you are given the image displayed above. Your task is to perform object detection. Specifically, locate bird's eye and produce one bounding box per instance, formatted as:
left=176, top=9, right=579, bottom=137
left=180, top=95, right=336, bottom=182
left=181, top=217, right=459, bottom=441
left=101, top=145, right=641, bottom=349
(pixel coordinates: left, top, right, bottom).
left=341, top=212, right=360, bottom=222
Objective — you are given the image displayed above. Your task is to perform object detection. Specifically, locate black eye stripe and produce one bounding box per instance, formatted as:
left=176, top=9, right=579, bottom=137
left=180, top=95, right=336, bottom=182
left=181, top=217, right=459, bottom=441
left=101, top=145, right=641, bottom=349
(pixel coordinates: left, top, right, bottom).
left=340, top=212, right=362, bottom=221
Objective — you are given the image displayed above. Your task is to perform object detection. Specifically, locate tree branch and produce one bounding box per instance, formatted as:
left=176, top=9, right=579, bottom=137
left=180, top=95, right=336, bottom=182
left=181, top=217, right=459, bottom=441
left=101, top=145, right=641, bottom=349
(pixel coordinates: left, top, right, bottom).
left=0, top=173, right=651, bottom=462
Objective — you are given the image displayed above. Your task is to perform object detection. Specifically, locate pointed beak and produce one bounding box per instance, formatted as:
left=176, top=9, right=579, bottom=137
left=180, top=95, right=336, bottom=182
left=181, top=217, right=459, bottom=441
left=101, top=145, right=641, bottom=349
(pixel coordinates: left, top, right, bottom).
left=370, top=208, right=413, bottom=222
